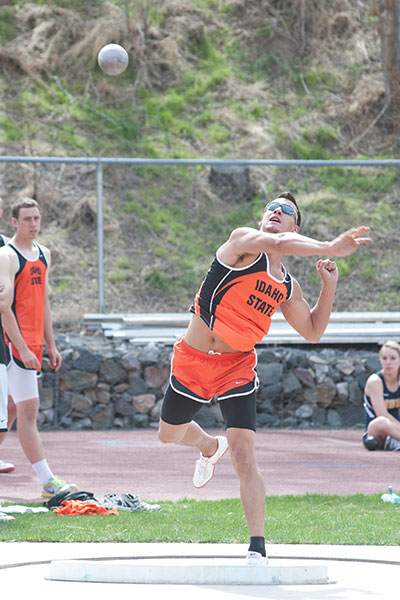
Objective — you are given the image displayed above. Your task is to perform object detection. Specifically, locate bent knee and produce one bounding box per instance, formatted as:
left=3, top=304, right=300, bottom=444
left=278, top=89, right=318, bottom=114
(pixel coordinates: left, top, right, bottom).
left=158, top=421, right=185, bottom=444
left=368, top=416, right=391, bottom=436
left=158, top=429, right=174, bottom=444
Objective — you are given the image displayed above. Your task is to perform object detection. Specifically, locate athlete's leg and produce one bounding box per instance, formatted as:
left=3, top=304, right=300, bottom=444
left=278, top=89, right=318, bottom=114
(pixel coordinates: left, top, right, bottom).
left=368, top=416, right=400, bottom=448
left=158, top=386, right=218, bottom=456
left=226, top=427, right=265, bottom=537
left=219, top=390, right=266, bottom=543
left=15, top=396, right=45, bottom=464
left=0, top=367, right=16, bottom=471
left=368, top=417, right=400, bottom=449
left=0, top=396, right=16, bottom=445
left=5, top=362, right=44, bottom=463
left=159, top=419, right=218, bottom=456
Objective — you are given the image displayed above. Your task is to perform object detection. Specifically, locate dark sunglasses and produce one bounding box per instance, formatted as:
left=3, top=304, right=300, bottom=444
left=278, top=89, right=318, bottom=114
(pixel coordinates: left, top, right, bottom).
left=265, top=201, right=299, bottom=225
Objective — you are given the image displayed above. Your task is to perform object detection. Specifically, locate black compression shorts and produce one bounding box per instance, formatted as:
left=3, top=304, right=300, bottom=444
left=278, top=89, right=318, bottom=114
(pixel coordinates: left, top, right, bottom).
left=160, top=384, right=257, bottom=431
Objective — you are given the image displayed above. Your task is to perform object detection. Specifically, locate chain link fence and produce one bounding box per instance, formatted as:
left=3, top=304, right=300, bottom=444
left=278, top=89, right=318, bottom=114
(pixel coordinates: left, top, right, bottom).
left=0, top=156, right=398, bottom=325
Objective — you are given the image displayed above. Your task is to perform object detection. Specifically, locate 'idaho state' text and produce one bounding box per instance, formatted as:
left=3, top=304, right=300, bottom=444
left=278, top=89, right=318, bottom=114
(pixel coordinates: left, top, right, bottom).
left=247, top=279, right=285, bottom=316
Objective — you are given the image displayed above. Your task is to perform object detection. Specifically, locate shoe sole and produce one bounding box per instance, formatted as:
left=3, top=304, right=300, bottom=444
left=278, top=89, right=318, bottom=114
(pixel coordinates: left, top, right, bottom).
left=193, top=443, right=229, bottom=489
left=246, top=559, right=269, bottom=566
left=41, top=484, right=78, bottom=499
left=0, top=466, right=15, bottom=473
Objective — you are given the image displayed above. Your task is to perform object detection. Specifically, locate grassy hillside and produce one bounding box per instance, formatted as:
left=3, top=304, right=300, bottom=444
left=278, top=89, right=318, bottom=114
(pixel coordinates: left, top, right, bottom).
left=0, top=0, right=398, bottom=325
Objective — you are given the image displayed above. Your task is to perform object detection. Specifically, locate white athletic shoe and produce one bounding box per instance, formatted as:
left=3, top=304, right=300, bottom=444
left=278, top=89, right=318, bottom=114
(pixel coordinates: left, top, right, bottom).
left=0, top=510, right=15, bottom=522
left=0, top=460, right=15, bottom=473
left=246, top=551, right=269, bottom=565
left=384, top=436, right=400, bottom=451
left=193, top=436, right=229, bottom=488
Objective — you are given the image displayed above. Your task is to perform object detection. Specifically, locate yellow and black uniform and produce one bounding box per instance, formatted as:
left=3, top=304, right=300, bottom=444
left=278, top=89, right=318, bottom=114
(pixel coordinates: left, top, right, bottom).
left=5, top=243, right=47, bottom=371
left=161, top=253, right=293, bottom=431
left=363, top=371, right=400, bottom=445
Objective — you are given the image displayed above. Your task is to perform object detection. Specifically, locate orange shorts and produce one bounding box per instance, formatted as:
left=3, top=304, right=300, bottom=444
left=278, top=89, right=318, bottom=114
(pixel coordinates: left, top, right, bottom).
left=170, top=336, right=258, bottom=403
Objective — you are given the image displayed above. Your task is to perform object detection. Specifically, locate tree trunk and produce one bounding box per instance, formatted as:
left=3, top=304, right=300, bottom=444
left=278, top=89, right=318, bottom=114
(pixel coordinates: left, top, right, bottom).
left=376, top=0, right=400, bottom=115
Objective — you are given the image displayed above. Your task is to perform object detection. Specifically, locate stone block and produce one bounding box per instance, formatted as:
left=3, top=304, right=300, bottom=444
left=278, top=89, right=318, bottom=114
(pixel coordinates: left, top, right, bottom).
left=144, top=365, right=170, bottom=388
left=133, top=394, right=157, bottom=414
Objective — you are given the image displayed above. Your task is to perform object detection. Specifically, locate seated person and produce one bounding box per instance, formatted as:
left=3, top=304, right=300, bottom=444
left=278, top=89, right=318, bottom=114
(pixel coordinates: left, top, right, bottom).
left=363, top=340, right=400, bottom=451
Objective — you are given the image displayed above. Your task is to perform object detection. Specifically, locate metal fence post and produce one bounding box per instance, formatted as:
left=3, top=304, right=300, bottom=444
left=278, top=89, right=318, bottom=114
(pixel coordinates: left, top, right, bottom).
left=96, top=158, right=104, bottom=313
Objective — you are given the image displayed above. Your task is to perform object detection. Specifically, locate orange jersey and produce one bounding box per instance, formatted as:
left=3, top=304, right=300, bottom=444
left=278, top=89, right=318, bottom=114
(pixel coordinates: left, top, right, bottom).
left=5, top=243, right=47, bottom=369
left=190, top=253, right=293, bottom=351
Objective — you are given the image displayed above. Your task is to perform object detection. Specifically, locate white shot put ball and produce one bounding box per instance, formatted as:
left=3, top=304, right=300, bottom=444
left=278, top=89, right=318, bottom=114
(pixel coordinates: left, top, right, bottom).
left=98, top=43, right=129, bottom=76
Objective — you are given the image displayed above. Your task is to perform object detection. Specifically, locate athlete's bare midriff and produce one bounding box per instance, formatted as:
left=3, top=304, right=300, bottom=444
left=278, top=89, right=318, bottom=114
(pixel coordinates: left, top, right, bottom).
left=184, top=313, right=240, bottom=354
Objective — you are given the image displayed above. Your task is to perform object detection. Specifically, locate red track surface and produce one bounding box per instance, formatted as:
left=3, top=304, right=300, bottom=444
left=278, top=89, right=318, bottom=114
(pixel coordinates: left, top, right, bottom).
left=1, top=429, right=398, bottom=504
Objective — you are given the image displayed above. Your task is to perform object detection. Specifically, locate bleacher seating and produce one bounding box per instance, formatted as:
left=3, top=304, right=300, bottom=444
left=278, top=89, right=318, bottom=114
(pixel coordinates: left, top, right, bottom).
left=83, top=312, right=400, bottom=346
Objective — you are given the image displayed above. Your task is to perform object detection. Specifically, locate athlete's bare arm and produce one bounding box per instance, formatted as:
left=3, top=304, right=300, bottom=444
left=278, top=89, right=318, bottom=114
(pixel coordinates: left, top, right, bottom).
left=43, top=247, right=62, bottom=372
left=0, top=247, right=13, bottom=313
left=280, top=259, right=338, bottom=343
left=218, top=225, right=370, bottom=268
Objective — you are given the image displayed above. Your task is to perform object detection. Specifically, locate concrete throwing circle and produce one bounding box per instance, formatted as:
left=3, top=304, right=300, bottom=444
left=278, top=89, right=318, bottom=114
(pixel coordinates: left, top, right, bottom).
left=49, top=557, right=330, bottom=585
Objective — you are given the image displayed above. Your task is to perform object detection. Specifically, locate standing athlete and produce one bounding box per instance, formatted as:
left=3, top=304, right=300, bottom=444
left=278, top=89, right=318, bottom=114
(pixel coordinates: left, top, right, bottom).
left=0, top=196, right=13, bottom=474
left=0, top=244, right=19, bottom=520
left=0, top=246, right=12, bottom=443
left=158, top=192, right=370, bottom=564
left=0, top=198, right=77, bottom=498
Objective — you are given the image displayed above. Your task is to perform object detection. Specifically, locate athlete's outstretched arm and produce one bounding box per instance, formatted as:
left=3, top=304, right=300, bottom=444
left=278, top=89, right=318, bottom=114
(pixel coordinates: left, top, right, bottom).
left=225, top=225, right=371, bottom=259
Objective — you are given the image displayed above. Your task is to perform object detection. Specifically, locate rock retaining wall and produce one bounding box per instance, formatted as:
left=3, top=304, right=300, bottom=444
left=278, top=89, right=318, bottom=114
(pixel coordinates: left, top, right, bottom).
left=37, top=333, right=381, bottom=432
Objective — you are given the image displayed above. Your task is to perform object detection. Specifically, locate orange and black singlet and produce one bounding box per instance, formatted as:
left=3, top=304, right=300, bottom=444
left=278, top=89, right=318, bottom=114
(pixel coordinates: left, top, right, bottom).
left=190, top=252, right=293, bottom=352
left=5, top=243, right=47, bottom=370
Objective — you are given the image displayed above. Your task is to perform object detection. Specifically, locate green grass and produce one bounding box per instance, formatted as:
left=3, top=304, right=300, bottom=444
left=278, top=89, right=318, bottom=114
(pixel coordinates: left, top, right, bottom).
left=0, top=115, right=23, bottom=142
left=0, top=7, right=17, bottom=42
left=1, top=494, right=400, bottom=544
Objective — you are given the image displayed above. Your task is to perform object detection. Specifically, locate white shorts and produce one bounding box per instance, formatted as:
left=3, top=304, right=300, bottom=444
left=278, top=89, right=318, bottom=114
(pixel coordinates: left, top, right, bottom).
left=7, top=359, right=39, bottom=403
left=0, top=364, right=7, bottom=431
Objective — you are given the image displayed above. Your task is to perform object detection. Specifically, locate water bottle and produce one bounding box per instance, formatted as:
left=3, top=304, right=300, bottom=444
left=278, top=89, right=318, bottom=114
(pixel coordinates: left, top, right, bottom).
left=381, top=486, right=400, bottom=503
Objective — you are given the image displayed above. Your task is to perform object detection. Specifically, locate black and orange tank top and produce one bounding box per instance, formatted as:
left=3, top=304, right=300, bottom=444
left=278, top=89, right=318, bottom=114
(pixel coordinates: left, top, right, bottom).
left=5, top=242, right=47, bottom=368
left=190, top=252, right=293, bottom=351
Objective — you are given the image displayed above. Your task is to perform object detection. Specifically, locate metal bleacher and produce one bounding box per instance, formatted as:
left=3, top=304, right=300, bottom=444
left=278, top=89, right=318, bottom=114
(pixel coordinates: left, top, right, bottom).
left=83, top=311, right=400, bottom=346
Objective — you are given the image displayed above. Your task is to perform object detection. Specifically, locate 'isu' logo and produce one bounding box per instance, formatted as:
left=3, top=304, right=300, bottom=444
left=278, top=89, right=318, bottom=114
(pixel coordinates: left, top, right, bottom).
left=30, top=265, right=42, bottom=285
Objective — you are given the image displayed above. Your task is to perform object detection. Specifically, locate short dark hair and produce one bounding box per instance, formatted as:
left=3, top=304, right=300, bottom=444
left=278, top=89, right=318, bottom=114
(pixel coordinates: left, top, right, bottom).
left=277, top=191, right=301, bottom=227
left=11, top=197, right=41, bottom=219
